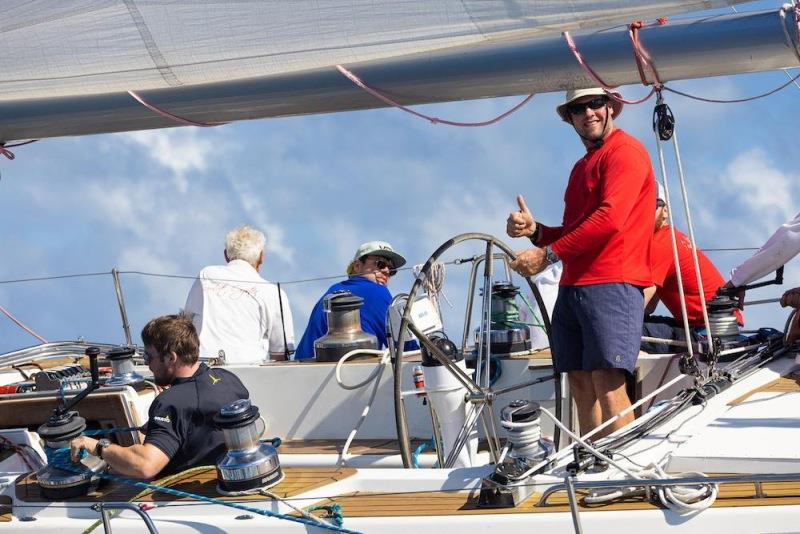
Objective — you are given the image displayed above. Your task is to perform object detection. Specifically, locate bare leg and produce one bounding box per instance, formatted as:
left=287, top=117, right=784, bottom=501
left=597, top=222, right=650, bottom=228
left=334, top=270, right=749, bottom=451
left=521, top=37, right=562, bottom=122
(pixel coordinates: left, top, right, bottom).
left=568, top=370, right=601, bottom=435
left=591, top=368, right=633, bottom=439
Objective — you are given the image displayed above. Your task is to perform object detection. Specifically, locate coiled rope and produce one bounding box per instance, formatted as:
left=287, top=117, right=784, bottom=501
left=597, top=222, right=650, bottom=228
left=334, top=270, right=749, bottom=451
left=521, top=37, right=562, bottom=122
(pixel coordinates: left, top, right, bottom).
left=411, top=261, right=452, bottom=315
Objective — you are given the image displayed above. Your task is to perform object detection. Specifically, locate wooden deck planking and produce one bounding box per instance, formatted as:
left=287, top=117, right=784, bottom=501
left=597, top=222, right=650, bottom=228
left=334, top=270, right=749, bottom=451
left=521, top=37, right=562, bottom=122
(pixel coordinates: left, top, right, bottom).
left=279, top=439, right=498, bottom=455
left=304, top=480, right=800, bottom=518
left=14, top=467, right=800, bottom=517
left=728, top=375, right=800, bottom=406
left=16, top=466, right=356, bottom=503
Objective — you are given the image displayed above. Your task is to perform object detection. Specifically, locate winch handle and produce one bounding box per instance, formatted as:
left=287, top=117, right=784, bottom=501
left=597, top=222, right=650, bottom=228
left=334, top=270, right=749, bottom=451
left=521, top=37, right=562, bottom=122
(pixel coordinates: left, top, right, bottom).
left=717, top=266, right=784, bottom=298
left=55, top=346, right=102, bottom=417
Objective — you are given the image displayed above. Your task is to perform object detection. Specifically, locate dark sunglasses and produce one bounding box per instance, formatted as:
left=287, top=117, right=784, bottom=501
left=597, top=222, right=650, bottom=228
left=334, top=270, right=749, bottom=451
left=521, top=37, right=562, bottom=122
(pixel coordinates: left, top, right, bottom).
left=362, top=255, right=397, bottom=276
left=656, top=199, right=666, bottom=208
left=375, top=259, right=397, bottom=277
left=566, top=96, right=608, bottom=116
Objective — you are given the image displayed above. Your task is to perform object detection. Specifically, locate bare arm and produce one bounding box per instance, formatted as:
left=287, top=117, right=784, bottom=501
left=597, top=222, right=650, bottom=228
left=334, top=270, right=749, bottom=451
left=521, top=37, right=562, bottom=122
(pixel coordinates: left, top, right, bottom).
left=71, top=435, right=169, bottom=480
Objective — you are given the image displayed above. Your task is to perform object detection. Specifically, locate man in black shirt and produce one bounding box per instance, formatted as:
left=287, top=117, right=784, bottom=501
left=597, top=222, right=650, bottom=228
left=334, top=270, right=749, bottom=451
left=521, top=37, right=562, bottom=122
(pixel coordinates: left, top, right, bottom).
left=70, top=314, right=250, bottom=479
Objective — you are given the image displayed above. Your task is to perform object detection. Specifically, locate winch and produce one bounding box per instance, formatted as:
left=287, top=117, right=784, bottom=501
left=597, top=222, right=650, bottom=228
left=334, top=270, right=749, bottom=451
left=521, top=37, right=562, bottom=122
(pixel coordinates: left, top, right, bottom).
left=478, top=399, right=554, bottom=508
left=474, top=282, right=532, bottom=355
left=105, top=345, right=144, bottom=387
left=36, top=347, right=107, bottom=499
left=314, top=291, right=378, bottom=362
left=704, top=295, right=742, bottom=345
left=214, top=399, right=282, bottom=493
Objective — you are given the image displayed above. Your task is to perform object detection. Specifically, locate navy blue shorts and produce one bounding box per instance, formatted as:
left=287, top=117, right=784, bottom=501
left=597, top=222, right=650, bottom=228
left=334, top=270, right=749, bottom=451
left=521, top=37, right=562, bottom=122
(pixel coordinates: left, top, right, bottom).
left=551, top=283, right=644, bottom=374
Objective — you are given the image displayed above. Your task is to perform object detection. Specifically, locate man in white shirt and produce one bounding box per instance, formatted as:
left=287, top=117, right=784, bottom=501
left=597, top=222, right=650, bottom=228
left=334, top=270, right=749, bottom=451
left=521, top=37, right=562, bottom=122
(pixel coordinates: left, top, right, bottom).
left=184, top=225, right=294, bottom=364
left=727, top=211, right=800, bottom=288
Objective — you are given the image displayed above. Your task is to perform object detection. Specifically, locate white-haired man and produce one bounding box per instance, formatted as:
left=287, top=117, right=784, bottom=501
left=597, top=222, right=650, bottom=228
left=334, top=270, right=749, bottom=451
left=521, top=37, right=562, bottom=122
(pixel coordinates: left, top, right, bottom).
left=184, top=225, right=294, bottom=364
left=506, top=88, right=655, bottom=438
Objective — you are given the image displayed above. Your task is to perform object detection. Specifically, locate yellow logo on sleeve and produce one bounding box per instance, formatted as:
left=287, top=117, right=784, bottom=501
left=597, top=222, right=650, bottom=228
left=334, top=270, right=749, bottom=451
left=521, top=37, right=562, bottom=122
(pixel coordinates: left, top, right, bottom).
left=209, top=374, right=221, bottom=385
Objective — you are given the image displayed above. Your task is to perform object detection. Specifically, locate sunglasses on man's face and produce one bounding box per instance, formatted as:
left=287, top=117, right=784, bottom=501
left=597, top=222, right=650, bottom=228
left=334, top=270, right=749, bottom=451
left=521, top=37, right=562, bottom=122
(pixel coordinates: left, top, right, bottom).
left=566, top=96, right=609, bottom=116
left=656, top=199, right=666, bottom=208
left=362, top=256, right=397, bottom=276
left=374, top=259, right=397, bottom=277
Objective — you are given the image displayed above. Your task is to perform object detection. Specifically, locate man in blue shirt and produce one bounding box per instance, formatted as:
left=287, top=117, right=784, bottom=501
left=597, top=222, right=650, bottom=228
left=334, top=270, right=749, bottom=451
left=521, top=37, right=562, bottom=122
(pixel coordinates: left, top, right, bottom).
left=295, top=241, right=407, bottom=359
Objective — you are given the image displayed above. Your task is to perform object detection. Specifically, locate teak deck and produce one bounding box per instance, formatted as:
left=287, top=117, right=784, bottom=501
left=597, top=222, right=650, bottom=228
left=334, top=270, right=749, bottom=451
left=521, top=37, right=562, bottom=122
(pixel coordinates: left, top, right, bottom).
left=16, top=466, right=356, bottom=503
left=729, top=374, right=800, bottom=405
left=15, top=467, right=800, bottom=516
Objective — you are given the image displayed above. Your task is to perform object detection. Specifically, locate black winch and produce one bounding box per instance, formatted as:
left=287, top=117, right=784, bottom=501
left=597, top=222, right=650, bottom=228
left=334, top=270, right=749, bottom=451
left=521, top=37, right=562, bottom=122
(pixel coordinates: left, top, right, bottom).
left=36, top=347, right=106, bottom=499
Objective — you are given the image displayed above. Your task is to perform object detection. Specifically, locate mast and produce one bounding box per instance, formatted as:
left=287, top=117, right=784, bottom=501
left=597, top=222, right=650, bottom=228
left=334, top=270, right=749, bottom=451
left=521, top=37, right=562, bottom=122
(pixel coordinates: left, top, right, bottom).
left=1, top=8, right=797, bottom=142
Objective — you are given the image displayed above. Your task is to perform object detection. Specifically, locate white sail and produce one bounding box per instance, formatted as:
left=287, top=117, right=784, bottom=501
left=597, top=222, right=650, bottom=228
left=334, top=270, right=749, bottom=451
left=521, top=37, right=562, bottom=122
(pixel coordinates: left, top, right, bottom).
left=1, top=1, right=748, bottom=102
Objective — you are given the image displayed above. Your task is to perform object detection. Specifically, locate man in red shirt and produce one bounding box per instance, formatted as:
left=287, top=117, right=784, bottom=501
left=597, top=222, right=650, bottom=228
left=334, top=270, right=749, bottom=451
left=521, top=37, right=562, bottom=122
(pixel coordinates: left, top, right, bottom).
left=507, top=87, right=655, bottom=438
left=642, top=186, right=743, bottom=352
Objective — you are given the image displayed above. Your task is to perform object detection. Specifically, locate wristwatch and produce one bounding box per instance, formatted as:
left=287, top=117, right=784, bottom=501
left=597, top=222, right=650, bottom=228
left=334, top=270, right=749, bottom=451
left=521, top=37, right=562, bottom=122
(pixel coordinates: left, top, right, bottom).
left=544, top=246, right=560, bottom=265
left=95, top=438, right=112, bottom=459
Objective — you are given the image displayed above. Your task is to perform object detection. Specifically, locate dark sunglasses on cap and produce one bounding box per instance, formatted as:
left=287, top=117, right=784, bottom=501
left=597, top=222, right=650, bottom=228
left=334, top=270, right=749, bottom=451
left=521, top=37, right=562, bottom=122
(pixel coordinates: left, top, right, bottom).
left=566, top=96, right=609, bottom=116
left=656, top=199, right=666, bottom=208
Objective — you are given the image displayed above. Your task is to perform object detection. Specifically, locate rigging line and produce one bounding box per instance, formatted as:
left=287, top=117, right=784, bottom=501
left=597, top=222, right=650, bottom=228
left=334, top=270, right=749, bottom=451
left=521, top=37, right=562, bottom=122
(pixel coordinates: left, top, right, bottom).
left=0, top=304, right=47, bottom=343
left=335, top=64, right=535, bottom=127
left=662, top=70, right=800, bottom=103
left=561, top=30, right=657, bottom=105
left=0, top=144, right=16, bottom=160
left=127, top=90, right=227, bottom=128
left=0, top=271, right=109, bottom=284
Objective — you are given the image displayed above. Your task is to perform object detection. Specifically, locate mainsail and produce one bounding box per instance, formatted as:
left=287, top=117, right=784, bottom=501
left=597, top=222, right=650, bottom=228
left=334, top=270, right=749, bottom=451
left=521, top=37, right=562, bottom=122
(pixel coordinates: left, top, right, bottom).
left=0, top=1, right=791, bottom=141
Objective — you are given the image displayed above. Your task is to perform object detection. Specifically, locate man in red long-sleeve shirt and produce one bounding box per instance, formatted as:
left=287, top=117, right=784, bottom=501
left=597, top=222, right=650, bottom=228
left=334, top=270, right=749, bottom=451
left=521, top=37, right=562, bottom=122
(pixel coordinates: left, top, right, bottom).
left=506, top=87, right=655, bottom=438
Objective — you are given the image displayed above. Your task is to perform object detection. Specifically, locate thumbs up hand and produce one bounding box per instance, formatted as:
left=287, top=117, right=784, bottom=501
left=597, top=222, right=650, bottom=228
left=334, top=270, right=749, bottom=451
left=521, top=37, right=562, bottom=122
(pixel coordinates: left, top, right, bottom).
left=506, top=194, right=537, bottom=238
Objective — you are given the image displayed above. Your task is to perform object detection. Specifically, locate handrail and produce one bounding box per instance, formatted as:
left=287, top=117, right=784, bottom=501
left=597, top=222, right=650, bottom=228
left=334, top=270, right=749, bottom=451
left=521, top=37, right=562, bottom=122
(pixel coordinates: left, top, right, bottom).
left=91, top=502, right=159, bottom=534
left=537, top=472, right=800, bottom=507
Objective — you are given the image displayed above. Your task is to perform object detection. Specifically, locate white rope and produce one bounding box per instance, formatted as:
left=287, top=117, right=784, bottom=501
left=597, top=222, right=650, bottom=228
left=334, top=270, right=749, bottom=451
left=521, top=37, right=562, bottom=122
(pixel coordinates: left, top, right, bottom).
left=333, top=348, right=391, bottom=465
left=537, top=408, right=717, bottom=514
left=411, top=261, right=452, bottom=314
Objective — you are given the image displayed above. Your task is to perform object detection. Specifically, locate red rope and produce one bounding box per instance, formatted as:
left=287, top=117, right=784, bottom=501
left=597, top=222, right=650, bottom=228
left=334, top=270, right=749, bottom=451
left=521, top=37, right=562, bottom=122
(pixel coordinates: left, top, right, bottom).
left=0, top=304, right=47, bottom=343
left=628, top=19, right=667, bottom=88
left=127, top=91, right=226, bottom=127
left=335, top=65, right=534, bottom=127
left=0, top=146, right=15, bottom=160
left=562, top=30, right=656, bottom=105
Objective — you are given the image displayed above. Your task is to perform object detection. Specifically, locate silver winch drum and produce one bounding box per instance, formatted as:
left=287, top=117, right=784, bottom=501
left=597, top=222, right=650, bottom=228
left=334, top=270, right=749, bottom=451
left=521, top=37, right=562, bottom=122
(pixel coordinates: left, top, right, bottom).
left=314, top=290, right=378, bottom=362
left=105, top=345, right=145, bottom=387
left=36, top=411, right=102, bottom=499
left=213, top=399, right=282, bottom=493
left=474, top=282, right=532, bottom=355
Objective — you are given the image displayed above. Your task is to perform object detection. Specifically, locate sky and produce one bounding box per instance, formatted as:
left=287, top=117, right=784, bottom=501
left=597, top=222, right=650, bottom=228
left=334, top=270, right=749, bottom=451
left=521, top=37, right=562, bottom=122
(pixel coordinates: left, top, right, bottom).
left=1, top=1, right=799, bottom=354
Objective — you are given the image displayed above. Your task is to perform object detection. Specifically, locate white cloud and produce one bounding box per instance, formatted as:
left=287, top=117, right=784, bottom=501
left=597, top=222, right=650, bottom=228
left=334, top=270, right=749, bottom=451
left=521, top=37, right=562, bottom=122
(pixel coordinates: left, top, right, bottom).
left=119, top=129, right=219, bottom=193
